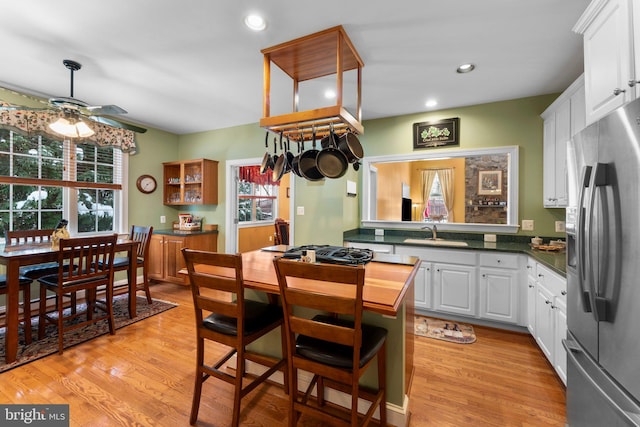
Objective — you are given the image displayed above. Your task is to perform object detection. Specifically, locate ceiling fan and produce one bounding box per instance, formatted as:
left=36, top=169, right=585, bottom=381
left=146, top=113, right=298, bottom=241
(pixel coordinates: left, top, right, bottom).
left=1, top=59, right=147, bottom=134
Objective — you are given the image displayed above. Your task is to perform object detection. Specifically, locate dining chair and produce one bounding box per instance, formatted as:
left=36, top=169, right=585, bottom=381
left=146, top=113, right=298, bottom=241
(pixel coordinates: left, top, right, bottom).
left=273, top=257, right=388, bottom=427
left=111, top=225, right=154, bottom=305
left=182, top=248, right=288, bottom=426
left=0, top=274, right=36, bottom=344
left=274, top=218, right=289, bottom=245
left=5, top=229, right=60, bottom=279
left=37, top=234, right=118, bottom=354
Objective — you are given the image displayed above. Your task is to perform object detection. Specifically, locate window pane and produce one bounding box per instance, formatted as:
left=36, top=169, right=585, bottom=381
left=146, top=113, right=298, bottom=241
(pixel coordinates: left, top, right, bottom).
left=11, top=132, right=38, bottom=155
left=41, top=157, right=64, bottom=180
left=41, top=186, right=63, bottom=210
left=238, top=198, right=253, bottom=222
left=41, top=136, right=64, bottom=158
left=41, top=211, right=63, bottom=230
left=77, top=162, right=95, bottom=182
left=0, top=153, right=8, bottom=176
left=77, top=189, right=114, bottom=233
left=256, top=198, right=274, bottom=220
left=97, top=164, right=114, bottom=183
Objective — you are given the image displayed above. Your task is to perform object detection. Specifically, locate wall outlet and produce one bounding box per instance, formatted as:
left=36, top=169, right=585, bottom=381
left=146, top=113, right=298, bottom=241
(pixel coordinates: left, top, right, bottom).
left=375, top=229, right=385, bottom=236
left=296, top=206, right=305, bottom=215
left=484, top=234, right=497, bottom=242
left=522, top=219, right=534, bottom=231
left=160, top=215, right=166, bottom=224
left=268, top=235, right=273, bottom=241
left=555, top=221, right=566, bottom=232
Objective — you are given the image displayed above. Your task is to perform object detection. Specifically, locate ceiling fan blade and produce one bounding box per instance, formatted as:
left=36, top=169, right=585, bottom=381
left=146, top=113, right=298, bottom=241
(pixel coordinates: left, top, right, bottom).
left=0, top=104, right=48, bottom=112
left=85, top=104, right=127, bottom=115
left=88, top=115, right=147, bottom=134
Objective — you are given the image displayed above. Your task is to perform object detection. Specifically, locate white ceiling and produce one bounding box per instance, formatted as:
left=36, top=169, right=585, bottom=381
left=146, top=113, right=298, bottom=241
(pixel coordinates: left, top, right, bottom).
left=0, top=0, right=589, bottom=135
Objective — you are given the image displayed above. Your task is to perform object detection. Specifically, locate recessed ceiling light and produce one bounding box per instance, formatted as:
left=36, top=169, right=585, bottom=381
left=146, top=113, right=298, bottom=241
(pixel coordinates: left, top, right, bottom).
left=425, top=99, right=438, bottom=108
left=456, top=63, right=475, bottom=73
left=244, top=14, right=266, bottom=31
left=324, top=89, right=336, bottom=99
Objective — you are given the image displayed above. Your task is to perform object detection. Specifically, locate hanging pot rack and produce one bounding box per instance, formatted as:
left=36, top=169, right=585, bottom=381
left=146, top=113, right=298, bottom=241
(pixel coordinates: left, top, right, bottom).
left=260, top=25, right=364, bottom=142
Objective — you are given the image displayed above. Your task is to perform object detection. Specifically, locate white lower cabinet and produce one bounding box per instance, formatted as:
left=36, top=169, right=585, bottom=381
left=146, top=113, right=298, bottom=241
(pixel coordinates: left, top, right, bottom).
left=478, top=252, right=523, bottom=325
left=413, top=262, right=432, bottom=310
left=529, top=257, right=567, bottom=385
left=344, top=241, right=394, bottom=254
left=433, top=263, right=477, bottom=316
left=526, top=258, right=537, bottom=335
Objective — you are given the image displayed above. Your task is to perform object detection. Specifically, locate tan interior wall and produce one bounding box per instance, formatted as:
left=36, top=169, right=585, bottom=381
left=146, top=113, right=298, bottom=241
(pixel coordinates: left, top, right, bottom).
left=409, top=158, right=466, bottom=222
left=376, top=162, right=411, bottom=220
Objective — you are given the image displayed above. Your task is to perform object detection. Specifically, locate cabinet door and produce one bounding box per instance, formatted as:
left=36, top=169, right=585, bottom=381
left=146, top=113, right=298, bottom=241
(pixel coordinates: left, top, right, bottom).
left=526, top=274, right=537, bottom=335
left=570, top=82, right=587, bottom=137
left=345, top=241, right=394, bottom=254
left=165, top=237, right=186, bottom=282
left=148, top=235, right=165, bottom=280
left=581, top=0, right=632, bottom=124
left=535, top=282, right=555, bottom=361
left=543, top=115, right=559, bottom=207
left=414, top=263, right=432, bottom=310
left=554, top=296, right=568, bottom=385
left=479, top=267, right=520, bottom=324
left=433, top=263, right=476, bottom=317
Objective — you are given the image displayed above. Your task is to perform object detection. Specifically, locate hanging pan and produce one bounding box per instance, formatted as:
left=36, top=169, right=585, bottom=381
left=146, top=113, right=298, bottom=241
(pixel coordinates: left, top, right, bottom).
left=260, top=131, right=274, bottom=174
left=338, top=131, right=364, bottom=163
left=272, top=132, right=288, bottom=182
left=317, top=124, right=348, bottom=179
left=291, top=134, right=303, bottom=177
left=299, top=126, right=324, bottom=181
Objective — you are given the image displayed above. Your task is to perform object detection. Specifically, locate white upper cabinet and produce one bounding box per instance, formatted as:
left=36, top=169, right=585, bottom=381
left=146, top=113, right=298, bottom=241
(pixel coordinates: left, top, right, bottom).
left=541, top=75, right=585, bottom=207
left=574, top=0, right=635, bottom=124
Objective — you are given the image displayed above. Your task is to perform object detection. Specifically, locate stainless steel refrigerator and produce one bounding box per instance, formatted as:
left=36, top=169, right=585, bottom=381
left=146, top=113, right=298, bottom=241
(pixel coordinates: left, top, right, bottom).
left=565, top=97, right=640, bottom=426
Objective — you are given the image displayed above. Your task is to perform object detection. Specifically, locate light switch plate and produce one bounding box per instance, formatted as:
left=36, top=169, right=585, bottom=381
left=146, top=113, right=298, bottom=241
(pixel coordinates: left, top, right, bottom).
left=484, top=234, right=497, bottom=242
left=375, top=229, right=384, bottom=236
left=296, top=206, right=305, bottom=215
left=522, top=219, right=534, bottom=231
left=555, top=221, right=566, bottom=232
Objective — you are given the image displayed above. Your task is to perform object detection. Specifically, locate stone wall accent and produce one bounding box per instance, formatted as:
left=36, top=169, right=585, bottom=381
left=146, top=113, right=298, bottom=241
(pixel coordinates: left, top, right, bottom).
left=464, top=155, right=508, bottom=224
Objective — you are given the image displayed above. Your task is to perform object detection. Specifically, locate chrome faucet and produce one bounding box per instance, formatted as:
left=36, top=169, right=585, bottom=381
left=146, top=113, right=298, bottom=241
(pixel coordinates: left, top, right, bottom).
left=421, top=224, right=437, bottom=240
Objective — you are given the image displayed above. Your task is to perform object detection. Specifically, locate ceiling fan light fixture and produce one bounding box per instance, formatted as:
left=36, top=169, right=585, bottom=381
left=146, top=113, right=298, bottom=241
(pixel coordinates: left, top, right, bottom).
left=49, top=116, right=95, bottom=138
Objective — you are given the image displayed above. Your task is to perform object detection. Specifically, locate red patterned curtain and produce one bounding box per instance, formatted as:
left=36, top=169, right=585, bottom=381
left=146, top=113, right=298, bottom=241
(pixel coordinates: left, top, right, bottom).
left=239, top=165, right=279, bottom=186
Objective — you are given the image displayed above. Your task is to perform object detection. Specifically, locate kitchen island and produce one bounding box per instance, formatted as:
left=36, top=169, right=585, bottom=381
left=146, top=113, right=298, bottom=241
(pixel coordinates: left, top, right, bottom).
left=182, top=248, right=420, bottom=426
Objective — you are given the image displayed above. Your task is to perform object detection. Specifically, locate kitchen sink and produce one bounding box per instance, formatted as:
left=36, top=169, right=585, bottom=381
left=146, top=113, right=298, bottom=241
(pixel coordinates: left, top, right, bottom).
left=403, top=238, right=469, bottom=247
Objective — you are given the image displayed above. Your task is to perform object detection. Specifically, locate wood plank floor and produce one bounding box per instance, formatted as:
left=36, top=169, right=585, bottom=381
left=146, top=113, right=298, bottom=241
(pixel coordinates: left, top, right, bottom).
left=1, top=282, right=566, bottom=426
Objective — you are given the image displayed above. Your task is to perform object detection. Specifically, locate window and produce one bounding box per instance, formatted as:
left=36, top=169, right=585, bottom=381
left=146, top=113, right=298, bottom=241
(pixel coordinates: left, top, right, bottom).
left=237, top=166, right=278, bottom=223
left=424, top=173, right=448, bottom=222
left=0, top=129, right=126, bottom=236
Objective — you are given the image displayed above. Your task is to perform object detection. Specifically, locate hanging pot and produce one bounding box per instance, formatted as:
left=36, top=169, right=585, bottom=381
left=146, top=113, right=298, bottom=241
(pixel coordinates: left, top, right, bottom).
left=338, top=131, right=364, bottom=163
left=272, top=132, right=288, bottom=182
left=299, top=127, right=324, bottom=181
left=316, top=125, right=348, bottom=179
left=284, top=137, right=295, bottom=173
left=259, top=131, right=274, bottom=174
left=291, top=136, right=303, bottom=177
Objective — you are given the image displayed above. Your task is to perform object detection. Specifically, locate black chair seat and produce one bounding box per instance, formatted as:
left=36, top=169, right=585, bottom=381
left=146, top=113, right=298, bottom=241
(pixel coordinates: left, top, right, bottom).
left=20, top=262, right=77, bottom=280
left=105, top=256, right=143, bottom=269
left=202, top=299, right=283, bottom=336
left=296, top=314, right=388, bottom=369
left=0, top=274, right=33, bottom=288
left=38, top=271, right=108, bottom=288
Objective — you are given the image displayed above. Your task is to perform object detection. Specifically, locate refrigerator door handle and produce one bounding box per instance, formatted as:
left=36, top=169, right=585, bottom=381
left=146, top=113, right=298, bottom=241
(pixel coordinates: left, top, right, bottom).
left=563, top=338, right=640, bottom=425
left=589, top=163, right=611, bottom=322
left=578, top=165, right=593, bottom=312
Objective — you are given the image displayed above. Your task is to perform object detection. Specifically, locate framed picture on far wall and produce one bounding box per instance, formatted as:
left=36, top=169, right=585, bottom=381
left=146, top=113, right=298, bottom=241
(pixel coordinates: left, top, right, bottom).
left=478, top=170, right=502, bottom=195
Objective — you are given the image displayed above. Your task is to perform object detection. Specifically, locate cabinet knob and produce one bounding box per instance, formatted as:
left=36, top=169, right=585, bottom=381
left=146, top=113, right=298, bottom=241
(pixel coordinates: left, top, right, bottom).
left=482, top=274, right=486, bottom=278
left=613, top=88, right=626, bottom=96
left=629, top=80, right=640, bottom=87
left=561, top=290, right=567, bottom=296
left=550, top=304, right=557, bottom=309
left=527, top=265, right=532, bottom=269
left=545, top=300, right=552, bottom=305
left=497, top=259, right=501, bottom=263
left=538, top=273, right=543, bottom=277
left=528, top=284, right=534, bottom=288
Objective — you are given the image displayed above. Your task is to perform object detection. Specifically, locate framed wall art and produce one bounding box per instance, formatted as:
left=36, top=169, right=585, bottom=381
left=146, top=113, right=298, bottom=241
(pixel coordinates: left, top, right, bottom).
left=478, top=170, right=502, bottom=195
left=413, top=117, right=459, bottom=149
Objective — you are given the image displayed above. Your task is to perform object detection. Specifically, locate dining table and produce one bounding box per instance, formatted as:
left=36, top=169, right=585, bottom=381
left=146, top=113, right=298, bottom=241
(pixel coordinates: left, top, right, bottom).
left=0, top=237, right=140, bottom=364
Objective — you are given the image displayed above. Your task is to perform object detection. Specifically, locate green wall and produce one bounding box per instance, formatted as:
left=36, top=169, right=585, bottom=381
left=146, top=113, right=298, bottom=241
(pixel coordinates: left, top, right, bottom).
left=1, top=87, right=566, bottom=249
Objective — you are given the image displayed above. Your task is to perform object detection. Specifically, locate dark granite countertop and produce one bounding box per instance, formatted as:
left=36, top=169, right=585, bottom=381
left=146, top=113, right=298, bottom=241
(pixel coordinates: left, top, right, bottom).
left=343, top=229, right=566, bottom=276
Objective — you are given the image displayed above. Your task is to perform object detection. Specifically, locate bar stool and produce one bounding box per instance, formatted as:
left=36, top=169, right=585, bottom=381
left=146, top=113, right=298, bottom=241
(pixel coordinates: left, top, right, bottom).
left=273, top=257, right=388, bottom=426
left=182, top=248, right=288, bottom=426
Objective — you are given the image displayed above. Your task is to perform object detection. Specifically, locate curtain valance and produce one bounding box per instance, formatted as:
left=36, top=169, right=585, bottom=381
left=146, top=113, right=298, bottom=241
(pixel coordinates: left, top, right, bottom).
left=0, top=101, right=137, bottom=153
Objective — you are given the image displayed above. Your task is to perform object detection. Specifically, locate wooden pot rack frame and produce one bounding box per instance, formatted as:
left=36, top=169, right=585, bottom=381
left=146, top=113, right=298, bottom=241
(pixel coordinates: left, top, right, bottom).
left=260, top=25, right=364, bottom=142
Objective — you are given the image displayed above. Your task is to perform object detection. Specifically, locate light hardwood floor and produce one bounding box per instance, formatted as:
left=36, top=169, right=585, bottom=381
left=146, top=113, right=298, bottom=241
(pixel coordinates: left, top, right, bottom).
left=1, top=282, right=566, bottom=426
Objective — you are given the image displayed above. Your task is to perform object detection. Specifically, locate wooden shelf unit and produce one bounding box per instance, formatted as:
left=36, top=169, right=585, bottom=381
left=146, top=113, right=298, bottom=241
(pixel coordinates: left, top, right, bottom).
left=260, top=25, right=364, bottom=142
left=163, top=158, right=218, bottom=206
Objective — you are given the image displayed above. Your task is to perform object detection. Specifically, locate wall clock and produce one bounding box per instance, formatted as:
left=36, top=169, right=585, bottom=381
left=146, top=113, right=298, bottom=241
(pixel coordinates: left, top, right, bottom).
left=136, top=174, right=157, bottom=194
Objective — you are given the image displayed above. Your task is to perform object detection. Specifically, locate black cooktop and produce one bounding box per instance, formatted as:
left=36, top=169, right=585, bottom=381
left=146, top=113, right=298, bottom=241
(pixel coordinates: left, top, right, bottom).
left=282, top=245, right=373, bottom=265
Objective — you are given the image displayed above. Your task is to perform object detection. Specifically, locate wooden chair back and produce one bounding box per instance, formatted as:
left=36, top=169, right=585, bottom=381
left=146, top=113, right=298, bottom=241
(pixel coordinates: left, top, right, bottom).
left=130, top=225, right=153, bottom=260
left=56, top=235, right=118, bottom=292
left=5, top=228, right=55, bottom=245
left=274, top=218, right=289, bottom=245
left=273, top=258, right=366, bottom=366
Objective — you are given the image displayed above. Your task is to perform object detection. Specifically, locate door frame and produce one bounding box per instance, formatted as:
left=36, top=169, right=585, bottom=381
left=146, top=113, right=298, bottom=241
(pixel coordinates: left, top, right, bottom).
left=225, top=158, right=295, bottom=253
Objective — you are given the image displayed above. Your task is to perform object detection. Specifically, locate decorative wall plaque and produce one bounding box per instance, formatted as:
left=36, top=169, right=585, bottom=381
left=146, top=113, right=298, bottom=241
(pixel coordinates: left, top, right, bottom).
left=413, top=117, right=459, bottom=149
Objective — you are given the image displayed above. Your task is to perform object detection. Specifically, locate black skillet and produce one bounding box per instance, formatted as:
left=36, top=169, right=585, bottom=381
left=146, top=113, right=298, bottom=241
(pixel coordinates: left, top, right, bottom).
left=260, top=131, right=273, bottom=174
left=272, top=132, right=288, bottom=182
left=316, top=124, right=348, bottom=179
left=291, top=134, right=303, bottom=177
left=299, top=127, right=324, bottom=181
